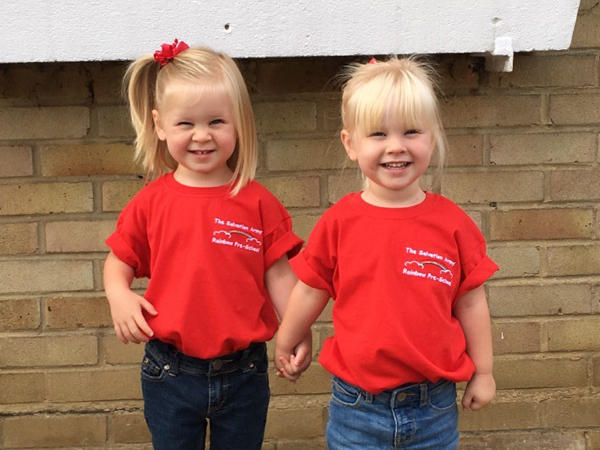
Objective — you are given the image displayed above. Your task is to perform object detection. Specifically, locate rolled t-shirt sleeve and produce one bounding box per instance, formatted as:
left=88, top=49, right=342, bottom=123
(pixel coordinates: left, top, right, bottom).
left=260, top=194, right=303, bottom=270
left=263, top=216, right=303, bottom=269
left=290, top=212, right=337, bottom=299
left=105, top=197, right=151, bottom=279
left=455, top=218, right=499, bottom=300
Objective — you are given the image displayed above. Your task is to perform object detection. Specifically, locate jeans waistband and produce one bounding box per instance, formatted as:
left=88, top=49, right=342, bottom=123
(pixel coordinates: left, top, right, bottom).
left=145, top=339, right=266, bottom=376
left=335, top=376, right=454, bottom=408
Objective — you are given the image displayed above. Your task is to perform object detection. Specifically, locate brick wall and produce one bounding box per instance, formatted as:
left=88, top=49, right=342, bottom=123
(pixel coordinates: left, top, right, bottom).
left=1, top=5, right=599, bottom=449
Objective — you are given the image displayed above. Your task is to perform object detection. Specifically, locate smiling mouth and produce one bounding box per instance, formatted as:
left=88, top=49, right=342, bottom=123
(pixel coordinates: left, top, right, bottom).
left=188, top=150, right=215, bottom=155
left=381, top=162, right=410, bottom=169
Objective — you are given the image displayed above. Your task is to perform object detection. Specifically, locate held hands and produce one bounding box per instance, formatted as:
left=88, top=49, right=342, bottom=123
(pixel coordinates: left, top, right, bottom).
left=274, top=331, right=312, bottom=382
left=462, top=372, right=496, bottom=411
left=107, top=287, right=158, bottom=344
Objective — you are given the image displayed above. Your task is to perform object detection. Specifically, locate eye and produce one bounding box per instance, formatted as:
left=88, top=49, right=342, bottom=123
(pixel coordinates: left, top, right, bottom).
left=369, top=131, right=386, bottom=137
left=210, top=118, right=225, bottom=125
left=177, top=121, right=193, bottom=127
left=406, top=129, right=421, bottom=135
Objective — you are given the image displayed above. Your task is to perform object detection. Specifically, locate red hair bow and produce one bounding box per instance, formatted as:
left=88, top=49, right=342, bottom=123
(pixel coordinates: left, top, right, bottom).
left=153, top=39, right=190, bottom=66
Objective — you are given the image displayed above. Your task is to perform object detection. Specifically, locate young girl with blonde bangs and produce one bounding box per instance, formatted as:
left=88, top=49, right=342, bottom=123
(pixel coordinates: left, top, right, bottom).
left=275, top=56, right=499, bottom=449
left=103, top=40, right=310, bottom=450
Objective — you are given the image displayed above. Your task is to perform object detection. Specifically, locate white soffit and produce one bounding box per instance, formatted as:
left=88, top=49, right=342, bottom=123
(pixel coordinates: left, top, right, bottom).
left=0, top=0, right=581, bottom=63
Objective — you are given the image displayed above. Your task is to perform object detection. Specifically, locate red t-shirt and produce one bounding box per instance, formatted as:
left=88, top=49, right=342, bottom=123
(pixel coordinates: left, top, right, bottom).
left=291, top=192, right=498, bottom=394
left=106, top=173, right=303, bottom=358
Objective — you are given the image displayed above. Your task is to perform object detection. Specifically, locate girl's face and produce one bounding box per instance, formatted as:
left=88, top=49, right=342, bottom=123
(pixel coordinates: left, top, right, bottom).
left=153, top=81, right=237, bottom=187
left=341, top=118, right=435, bottom=207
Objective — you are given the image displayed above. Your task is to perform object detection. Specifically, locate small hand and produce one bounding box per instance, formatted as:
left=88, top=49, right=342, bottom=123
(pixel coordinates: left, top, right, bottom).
left=462, top=373, right=496, bottom=411
left=108, top=289, right=158, bottom=344
left=274, top=332, right=312, bottom=382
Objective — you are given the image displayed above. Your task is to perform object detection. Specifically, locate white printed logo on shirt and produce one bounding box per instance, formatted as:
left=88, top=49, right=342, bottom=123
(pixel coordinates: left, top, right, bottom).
left=401, top=246, right=455, bottom=287
left=211, top=217, right=262, bottom=253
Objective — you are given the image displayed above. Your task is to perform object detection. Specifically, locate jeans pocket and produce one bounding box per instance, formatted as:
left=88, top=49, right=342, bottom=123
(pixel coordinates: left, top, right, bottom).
left=331, top=377, right=362, bottom=407
left=245, top=352, right=269, bottom=377
left=141, top=351, right=166, bottom=382
left=427, top=381, right=457, bottom=413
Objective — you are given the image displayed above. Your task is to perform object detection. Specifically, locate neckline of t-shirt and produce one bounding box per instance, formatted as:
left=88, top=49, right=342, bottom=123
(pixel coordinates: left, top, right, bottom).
left=349, top=191, right=437, bottom=219
left=163, top=172, right=235, bottom=196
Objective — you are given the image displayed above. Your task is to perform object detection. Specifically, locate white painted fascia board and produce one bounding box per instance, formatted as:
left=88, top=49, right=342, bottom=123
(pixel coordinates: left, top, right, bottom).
left=0, top=0, right=580, bottom=64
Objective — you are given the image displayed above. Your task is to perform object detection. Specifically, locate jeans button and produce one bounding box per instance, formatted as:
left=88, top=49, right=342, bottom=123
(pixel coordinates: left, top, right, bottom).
left=396, top=392, right=407, bottom=402
left=212, top=359, right=223, bottom=370
left=164, top=364, right=170, bottom=371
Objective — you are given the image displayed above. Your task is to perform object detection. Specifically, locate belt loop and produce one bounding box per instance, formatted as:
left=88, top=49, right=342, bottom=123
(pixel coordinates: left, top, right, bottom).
left=241, top=345, right=254, bottom=364
left=419, top=382, right=428, bottom=406
left=363, top=389, right=373, bottom=403
left=167, top=350, right=180, bottom=377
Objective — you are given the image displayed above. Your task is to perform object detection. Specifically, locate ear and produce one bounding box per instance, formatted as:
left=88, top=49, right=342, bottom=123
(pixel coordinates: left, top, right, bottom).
left=152, top=110, right=167, bottom=141
left=341, top=129, right=357, bottom=161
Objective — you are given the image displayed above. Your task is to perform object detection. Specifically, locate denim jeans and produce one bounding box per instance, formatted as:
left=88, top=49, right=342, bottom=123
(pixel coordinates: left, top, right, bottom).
left=327, top=376, right=459, bottom=450
left=141, top=339, right=270, bottom=450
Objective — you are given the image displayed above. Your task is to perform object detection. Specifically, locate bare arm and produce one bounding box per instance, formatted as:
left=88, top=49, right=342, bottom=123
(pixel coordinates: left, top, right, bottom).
left=274, top=280, right=329, bottom=378
left=453, top=285, right=495, bottom=411
left=264, top=255, right=298, bottom=320
left=103, top=251, right=157, bottom=344
left=265, top=256, right=313, bottom=379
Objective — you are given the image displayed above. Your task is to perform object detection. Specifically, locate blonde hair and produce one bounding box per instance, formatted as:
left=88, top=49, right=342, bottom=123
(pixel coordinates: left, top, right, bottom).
left=340, top=56, right=447, bottom=186
left=123, top=45, right=257, bottom=195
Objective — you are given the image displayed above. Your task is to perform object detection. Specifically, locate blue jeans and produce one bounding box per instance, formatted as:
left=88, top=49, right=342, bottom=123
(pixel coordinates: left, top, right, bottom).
left=327, top=376, right=459, bottom=450
left=141, top=339, right=270, bottom=450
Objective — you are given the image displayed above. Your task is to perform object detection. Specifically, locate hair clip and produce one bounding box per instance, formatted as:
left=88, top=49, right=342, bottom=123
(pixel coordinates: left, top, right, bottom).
left=368, top=57, right=378, bottom=64
left=153, top=39, right=190, bottom=66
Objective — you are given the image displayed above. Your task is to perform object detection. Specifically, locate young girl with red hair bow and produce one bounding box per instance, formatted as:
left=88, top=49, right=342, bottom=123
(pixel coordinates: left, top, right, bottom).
left=103, top=40, right=310, bottom=450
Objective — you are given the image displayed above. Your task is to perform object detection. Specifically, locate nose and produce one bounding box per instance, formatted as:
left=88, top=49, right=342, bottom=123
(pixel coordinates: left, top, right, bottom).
left=192, top=126, right=212, bottom=142
left=386, top=135, right=407, bottom=153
